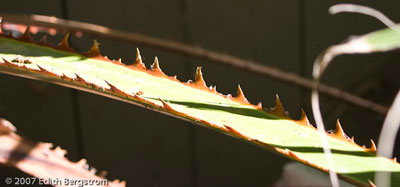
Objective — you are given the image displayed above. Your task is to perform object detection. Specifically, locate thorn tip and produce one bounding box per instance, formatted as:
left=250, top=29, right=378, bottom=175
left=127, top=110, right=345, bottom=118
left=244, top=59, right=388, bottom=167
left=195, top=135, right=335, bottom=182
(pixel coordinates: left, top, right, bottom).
left=85, top=40, right=101, bottom=57
left=58, top=32, right=71, bottom=50
left=234, top=84, right=249, bottom=104
left=132, top=48, right=146, bottom=69
left=20, top=26, right=32, bottom=41
left=269, top=94, right=288, bottom=118
left=333, top=119, right=349, bottom=141
left=297, top=109, right=312, bottom=127
left=191, top=67, right=207, bottom=89
left=158, top=98, right=174, bottom=111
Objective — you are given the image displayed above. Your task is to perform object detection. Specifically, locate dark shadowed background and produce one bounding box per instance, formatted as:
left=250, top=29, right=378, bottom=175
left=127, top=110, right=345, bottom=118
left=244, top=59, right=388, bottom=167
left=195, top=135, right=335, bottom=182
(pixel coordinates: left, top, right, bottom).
left=0, top=0, right=400, bottom=186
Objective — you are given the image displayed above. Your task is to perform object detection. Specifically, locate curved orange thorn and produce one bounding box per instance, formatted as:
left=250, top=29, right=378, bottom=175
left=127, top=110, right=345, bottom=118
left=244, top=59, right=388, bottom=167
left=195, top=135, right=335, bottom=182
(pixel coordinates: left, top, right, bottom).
left=269, top=94, right=288, bottom=118
left=1, top=57, right=22, bottom=68
left=256, top=102, right=263, bottom=109
left=297, top=109, right=312, bottom=127
left=192, top=67, right=207, bottom=90
left=131, top=48, right=146, bottom=70
left=57, top=32, right=71, bottom=50
left=39, top=35, right=47, bottom=45
left=36, top=64, right=61, bottom=77
left=104, top=80, right=131, bottom=98
left=151, top=57, right=167, bottom=77
left=333, top=119, right=349, bottom=141
left=158, top=98, right=175, bottom=112
left=20, top=25, right=31, bottom=41
left=74, top=73, right=85, bottom=84
left=233, top=84, right=249, bottom=104
left=365, top=139, right=377, bottom=154
left=211, top=85, right=217, bottom=93
left=85, top=40, right=101, bottom=57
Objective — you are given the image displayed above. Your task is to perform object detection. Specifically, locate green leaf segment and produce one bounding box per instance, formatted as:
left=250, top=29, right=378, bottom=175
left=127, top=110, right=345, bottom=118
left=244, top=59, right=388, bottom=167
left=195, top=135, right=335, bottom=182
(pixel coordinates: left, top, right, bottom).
left=366, top=24, right=400, bottom=52
left=0, top=28, right=398, bottom=186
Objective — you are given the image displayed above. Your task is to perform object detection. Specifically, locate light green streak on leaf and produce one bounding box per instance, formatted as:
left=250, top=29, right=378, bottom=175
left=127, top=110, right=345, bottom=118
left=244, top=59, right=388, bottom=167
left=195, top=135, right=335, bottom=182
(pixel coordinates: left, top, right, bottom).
left=366, top=25, right=400, bottom=51
left=0, top=37, right=399, bottom=186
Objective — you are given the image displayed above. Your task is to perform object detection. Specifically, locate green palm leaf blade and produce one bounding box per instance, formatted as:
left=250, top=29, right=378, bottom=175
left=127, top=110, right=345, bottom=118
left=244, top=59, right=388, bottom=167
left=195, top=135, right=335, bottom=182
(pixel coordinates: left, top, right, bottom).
left=0, top=33, right=399, bottom=186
